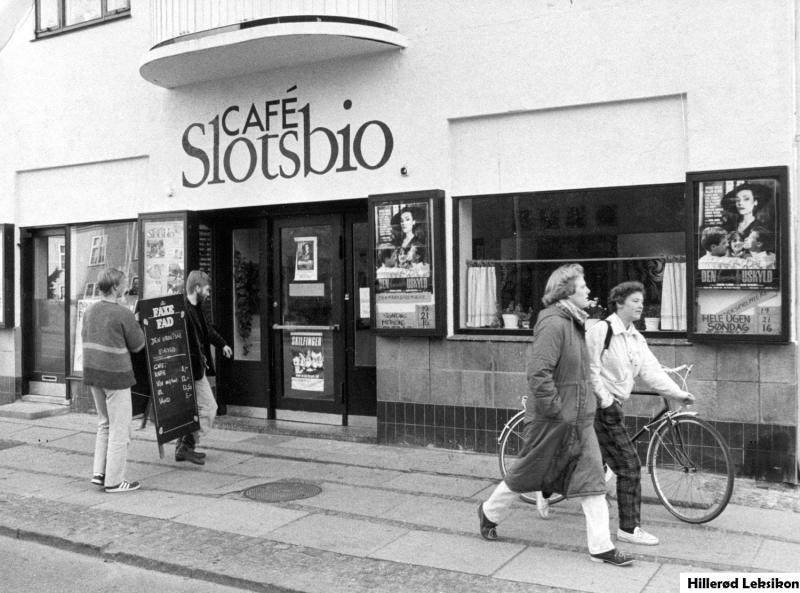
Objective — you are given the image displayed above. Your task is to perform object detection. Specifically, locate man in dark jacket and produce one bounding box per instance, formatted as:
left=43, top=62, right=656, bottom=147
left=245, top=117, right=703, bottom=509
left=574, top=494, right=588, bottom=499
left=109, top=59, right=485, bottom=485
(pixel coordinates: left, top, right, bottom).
left=175, top=270, right=232, bottom=465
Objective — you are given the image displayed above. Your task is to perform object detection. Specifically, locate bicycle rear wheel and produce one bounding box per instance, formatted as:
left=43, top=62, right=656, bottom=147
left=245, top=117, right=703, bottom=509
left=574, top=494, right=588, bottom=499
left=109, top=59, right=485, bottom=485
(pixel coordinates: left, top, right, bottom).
left=497, top=411, right=565, bottom=505
left=648, top=415, right=734, bottom=524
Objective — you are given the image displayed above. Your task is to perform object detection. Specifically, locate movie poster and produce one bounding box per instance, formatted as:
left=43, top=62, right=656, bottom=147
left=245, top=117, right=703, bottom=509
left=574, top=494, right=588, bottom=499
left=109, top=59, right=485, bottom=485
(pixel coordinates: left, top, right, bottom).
left=691, top=169, right=785, bottom=339
left=143, top=219, right=185, bottom=298
left=293, top=236, right=318, bottom=281
left=372, top=200, right=435, bottom=330
left=289, top=331, right=324, bottom=392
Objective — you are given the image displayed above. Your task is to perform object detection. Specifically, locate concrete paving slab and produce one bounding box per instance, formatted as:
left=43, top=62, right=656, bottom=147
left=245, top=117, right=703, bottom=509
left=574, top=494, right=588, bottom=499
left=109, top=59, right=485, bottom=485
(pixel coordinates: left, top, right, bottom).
left=93, top=489, right=210, bottom=519
left=201, top=427, right=269, bottom=444
left=383, top=471, right=494, bottom=497
left=230, top=455, right=323, bottom=480
left=140, top=467, right=252, bottom=495
left=704, top=504, right=800, bottom=541
left=0, top=471, right=81, bottom=496
left=39, top=431, right=95, bottom=453
left=301, top=463, right=401, bottom=488
left=369, top=529, right=525, bottom=576
left=269, top=513, right=409, bottom=557
left=0, top=420, right=33, bottom=437
left=3, top=425, right=78, bottom=445
left=172, top=497, right=308, bottom=537
left=750, top=539, right=800, bottom=571
left=381, top=496, right=484, bottom=531
left=643, top=563, right=726, bottom=593
left=494, top=546, right=660, bottom=593
left=0, top=445, right=90, bottom=477
left=634, top=523, right=761, bottom=568
left=495, top=507, right=590, bottom=550
left=29, top=414, right=98, bottom=431
left=295, top=482, right=417, bottom=517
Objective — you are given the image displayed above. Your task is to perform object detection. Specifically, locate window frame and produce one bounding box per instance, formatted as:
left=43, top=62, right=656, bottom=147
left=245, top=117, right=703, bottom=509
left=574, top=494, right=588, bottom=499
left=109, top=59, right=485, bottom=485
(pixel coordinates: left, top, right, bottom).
left=453, top=183, right=688, bottom=336
left=35, top=0, right=130, bottom=38
left=88, top=234, right=106, bottom=266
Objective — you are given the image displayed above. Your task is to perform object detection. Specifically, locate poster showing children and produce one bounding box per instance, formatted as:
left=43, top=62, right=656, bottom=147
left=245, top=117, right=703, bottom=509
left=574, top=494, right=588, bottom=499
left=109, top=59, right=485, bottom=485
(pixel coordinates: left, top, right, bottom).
left=290, top=332, right=324, bottom=392
left=695, top=178, right=778, bottom=289
left=143, top=220, right=185, bottom=298
left=374, top=201, right=432, bottom=292
left=294, top=237, right=317, bottom=281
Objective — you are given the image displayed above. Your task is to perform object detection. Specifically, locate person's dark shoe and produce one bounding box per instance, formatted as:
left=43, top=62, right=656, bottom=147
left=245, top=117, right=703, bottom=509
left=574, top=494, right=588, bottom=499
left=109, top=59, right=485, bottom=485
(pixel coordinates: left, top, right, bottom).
left=477, top=503, right=498, bottom=540
left=104, top=480, right=141, bottom=493
left=590, top=548, right=634, bottom=566
left=192, top=450, right=207, bottom=459
left=175, top=446, right=205, bottom=465
left=90, top=473, right=105, bottom=486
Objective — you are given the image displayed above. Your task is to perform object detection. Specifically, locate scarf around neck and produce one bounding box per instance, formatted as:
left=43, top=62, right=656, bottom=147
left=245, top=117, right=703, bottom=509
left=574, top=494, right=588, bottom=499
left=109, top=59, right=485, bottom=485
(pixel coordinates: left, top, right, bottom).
left=557, top=299, right=588, bottom=326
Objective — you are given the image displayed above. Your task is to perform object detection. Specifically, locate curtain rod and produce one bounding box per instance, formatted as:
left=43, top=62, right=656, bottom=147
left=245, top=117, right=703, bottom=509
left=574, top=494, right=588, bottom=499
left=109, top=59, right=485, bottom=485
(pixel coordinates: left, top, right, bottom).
left=466, top=255, right=686, bottom=266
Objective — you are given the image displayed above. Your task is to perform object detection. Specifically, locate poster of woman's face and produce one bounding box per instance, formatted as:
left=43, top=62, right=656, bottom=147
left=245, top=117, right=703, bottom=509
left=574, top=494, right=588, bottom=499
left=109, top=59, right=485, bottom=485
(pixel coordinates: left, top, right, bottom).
left=374, top=201, right=432, bottom=291
left=695, top=178, right=778, bottom=289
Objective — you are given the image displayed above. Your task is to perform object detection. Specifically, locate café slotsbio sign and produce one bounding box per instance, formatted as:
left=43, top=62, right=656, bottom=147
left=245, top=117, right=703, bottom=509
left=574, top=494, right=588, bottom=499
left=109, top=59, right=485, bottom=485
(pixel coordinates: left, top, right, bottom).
left=181, top=87, right=394, bottom=187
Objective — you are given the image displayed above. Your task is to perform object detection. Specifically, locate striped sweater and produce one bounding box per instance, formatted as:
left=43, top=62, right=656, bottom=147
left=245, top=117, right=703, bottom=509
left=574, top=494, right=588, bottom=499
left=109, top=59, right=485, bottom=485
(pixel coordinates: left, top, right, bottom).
left=81, top=300, right=145, bottom=389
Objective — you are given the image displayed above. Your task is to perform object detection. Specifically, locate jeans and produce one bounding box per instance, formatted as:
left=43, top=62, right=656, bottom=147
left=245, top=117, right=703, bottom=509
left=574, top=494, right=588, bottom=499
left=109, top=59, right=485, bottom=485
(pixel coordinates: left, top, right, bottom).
left=179, top=375, right=217, bottom=449
left=91, top=386, right=132, bottom=487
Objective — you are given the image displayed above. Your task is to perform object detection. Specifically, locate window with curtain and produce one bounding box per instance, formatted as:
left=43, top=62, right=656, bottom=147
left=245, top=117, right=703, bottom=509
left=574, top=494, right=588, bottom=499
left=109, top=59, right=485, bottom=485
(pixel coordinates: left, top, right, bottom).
left=456, top=184, right=686, bottom=333
left=36, top=0, right=130, bottom=36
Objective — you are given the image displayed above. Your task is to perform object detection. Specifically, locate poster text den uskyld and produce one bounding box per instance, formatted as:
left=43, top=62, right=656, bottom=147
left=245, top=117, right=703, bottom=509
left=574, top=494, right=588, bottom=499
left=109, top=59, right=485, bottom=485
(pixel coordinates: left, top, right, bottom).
left=181, top=92, right=394, bottom=187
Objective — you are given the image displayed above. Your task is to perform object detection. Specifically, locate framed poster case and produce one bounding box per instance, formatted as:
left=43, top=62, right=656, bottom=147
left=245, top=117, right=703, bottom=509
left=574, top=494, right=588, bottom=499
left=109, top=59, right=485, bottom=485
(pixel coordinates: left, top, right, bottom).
left=686, top=166, right=789, bottom=343
left=138, top=211, right=197, bottom=300
left=368, top=190, right=446, bottom=336
left=0, top=224, right=13, bottom=328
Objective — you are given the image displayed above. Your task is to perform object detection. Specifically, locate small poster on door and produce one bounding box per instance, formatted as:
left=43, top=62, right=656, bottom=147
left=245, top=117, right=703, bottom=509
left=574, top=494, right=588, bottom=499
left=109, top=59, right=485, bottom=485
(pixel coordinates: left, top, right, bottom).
left=294, top=237, right=318, bottom=281
left=289, top=331, right=324, bottom=392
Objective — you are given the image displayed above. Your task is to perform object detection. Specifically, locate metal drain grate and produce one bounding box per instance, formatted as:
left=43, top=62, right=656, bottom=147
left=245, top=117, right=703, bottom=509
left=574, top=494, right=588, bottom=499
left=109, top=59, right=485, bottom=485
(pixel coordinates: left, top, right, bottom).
left=242, top=481, right=321, bottom=503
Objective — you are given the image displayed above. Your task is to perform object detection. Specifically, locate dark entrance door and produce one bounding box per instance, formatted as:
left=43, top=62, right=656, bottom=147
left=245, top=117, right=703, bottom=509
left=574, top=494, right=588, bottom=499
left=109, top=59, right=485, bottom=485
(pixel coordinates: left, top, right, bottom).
left=272, top=211, right=376, bottom=420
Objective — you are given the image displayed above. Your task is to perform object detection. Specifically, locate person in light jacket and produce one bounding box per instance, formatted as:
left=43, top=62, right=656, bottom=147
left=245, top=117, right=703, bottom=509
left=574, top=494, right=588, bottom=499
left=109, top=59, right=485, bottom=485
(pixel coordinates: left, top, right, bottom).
left=587, top=281, right=693, bottom=546
left=478, top=263, right=633, bottom=567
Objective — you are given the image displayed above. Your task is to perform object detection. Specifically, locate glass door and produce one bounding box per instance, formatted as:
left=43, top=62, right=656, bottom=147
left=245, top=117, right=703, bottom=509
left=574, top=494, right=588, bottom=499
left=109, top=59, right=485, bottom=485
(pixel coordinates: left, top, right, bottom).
left=273, top=215, right=344, bottom=414
left=28, top=230, right=67, bottom=396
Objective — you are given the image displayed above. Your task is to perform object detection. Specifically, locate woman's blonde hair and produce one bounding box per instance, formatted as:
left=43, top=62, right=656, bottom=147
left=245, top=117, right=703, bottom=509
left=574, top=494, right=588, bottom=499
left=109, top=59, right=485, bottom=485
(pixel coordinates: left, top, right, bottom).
left=96, top=268, right=124, bottom=296
left=541, top=263, right=584, bottom=306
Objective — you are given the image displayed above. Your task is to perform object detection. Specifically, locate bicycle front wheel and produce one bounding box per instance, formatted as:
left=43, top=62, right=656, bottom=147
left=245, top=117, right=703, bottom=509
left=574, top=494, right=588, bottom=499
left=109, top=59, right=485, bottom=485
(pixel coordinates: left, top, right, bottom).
left=497, top=411, right=565, bottom=506
left=648, top=415, right=734, bottom=524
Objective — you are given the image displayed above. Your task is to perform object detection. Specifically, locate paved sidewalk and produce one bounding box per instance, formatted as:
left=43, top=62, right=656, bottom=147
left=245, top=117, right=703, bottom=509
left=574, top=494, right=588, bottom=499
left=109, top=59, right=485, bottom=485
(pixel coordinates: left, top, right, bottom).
left=0, top=413, right=797, bottom=593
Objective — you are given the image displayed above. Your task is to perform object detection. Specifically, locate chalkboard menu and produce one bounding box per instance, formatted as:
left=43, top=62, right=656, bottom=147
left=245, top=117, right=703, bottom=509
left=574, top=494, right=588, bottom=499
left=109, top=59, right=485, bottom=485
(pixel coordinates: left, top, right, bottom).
left=140, top=294, right=200, bottom=445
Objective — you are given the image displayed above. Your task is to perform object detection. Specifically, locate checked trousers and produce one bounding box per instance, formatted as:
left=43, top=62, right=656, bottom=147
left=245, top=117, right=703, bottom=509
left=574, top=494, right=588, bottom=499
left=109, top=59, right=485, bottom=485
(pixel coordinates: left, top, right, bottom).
left=594, top=403, right=641, bottom=532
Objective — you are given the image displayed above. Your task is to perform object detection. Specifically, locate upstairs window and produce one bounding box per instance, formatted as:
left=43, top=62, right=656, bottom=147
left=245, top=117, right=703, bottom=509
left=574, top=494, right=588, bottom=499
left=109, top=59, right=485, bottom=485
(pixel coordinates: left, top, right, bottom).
left=36, top=0, right=130, bottom=37
left=88, top=234, right=106, bottom=266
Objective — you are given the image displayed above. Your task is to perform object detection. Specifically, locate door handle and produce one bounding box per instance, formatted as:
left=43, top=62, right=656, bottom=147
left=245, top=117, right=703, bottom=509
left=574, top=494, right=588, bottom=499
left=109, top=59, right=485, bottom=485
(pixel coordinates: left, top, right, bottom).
left=272, top=324, right=340, bottom=331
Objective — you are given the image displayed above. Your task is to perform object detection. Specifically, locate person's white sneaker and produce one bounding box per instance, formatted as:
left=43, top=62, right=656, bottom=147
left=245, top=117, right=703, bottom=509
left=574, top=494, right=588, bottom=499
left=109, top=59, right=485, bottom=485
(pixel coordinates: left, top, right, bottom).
left=617, top=526, right=659, bottom=546
left=535, top=491, right=550, bottom=519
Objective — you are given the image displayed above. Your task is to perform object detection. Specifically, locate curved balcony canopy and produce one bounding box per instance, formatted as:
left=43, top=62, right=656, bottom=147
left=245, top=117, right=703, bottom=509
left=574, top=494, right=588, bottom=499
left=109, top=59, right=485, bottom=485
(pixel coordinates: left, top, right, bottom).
left=140, top=0, right=407, bottom=89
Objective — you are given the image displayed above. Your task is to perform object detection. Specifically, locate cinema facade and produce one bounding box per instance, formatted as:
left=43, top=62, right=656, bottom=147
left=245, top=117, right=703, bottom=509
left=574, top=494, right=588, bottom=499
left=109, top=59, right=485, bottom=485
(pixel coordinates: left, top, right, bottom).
left=0, top=0, right=797, bottom=483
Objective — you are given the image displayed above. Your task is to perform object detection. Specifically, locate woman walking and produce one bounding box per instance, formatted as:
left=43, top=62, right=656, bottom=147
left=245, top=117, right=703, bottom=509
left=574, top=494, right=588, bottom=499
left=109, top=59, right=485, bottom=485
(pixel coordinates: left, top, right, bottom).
left=477, top=263, right=633, bottom=566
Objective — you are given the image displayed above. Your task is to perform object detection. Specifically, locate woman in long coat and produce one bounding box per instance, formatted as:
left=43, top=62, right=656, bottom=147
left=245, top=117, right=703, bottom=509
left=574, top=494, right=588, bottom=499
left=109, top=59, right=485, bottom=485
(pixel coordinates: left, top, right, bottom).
left=478, top=263, right=633, bottom=567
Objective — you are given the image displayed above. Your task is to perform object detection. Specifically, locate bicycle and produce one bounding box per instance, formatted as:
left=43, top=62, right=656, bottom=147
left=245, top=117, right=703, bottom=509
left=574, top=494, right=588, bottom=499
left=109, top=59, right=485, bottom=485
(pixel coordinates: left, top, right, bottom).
left=497, top=364, right=735, bottom=524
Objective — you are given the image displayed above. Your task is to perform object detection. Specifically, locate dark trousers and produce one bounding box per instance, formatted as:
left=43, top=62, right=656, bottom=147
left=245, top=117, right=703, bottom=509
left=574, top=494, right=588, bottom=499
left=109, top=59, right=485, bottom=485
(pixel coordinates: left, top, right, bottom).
left=594, top=403, right=641, bottom=532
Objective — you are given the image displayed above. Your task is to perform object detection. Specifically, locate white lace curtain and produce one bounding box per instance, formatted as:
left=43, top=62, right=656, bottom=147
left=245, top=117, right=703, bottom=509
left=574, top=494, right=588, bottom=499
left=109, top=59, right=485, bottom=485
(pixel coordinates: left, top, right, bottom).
left=466, top=265, right=497, bottom=327
left=660, top=260, right=686, bottom=331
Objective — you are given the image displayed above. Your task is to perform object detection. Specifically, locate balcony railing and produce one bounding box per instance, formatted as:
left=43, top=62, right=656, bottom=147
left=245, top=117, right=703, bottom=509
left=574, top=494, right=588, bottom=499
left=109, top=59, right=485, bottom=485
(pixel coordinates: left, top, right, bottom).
left=150, top=0, right=399, bottom=48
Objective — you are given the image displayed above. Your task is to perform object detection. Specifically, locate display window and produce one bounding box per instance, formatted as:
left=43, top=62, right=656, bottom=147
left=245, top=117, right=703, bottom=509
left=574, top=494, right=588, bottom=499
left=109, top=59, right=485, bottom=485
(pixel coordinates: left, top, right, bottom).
left=455, top=184, right=686, bottom=334
left=69, top=220, right=139, bottom=375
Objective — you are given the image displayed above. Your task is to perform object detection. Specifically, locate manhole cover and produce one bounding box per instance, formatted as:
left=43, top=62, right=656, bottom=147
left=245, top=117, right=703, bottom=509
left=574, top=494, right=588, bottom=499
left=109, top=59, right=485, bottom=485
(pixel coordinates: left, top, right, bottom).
left=242, top=481, right=321, bottom=503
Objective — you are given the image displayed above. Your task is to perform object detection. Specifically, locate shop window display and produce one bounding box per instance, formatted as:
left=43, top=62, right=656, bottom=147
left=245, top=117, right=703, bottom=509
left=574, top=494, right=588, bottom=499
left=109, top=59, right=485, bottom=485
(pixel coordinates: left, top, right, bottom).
left=456, top=184, right=686, bottom=333
left=69, top=221, right=139, bottom=374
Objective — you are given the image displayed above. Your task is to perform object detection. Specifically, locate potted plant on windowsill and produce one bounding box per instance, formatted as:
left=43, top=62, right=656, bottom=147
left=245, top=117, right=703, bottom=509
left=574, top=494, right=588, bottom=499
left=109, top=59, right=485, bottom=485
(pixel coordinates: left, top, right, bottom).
left=585, top=299, right=608, bottom=329
left=642, top=304, right=660, bottom=331
left=501, top=301, right=521, bottom=329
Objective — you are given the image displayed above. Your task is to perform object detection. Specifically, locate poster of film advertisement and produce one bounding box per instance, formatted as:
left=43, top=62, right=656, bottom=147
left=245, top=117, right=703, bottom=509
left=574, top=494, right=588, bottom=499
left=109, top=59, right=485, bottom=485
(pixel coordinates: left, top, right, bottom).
left=289, top=331, right=324, bottom=392
left=143, top=219, right=185, bottom=298
left=695, top=177, right=778, bottom=289
left=688, top=167, right=788, bottom=342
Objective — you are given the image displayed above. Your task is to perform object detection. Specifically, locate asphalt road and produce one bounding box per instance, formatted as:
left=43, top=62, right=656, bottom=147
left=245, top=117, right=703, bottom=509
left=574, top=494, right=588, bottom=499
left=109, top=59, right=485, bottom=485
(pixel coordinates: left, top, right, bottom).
left=0, top=535, right=253, bottom=593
